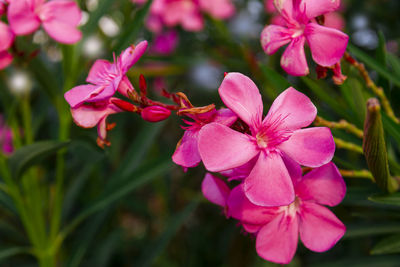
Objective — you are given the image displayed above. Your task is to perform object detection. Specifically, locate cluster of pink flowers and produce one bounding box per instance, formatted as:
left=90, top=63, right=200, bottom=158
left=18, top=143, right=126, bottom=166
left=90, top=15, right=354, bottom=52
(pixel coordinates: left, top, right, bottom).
left=172, top=72, right=345, bottom=263
left=260, top=0, right=348, bottom=78
left=0, top=0, right=82, bottom=69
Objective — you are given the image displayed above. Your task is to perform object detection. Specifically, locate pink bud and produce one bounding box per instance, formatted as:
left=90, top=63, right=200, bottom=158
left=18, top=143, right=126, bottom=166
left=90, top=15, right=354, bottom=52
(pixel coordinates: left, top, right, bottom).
left=141, top=106, right=171, bottom=122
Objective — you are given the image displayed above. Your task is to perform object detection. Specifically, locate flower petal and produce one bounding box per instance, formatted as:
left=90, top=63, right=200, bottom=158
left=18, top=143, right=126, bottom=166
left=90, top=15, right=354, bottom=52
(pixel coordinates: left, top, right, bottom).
left=305, top=23, right=348, bottom=67
left=228, top=184, right=278, bottom=225
left=64, top=84, right=99, bottom=108
left=86, top=59, right=113, bottom=85
left=172, top=130, right=202, bottom=168
left=299, top=202, right=345, bottom=252
left=0, top=51, right=13, bottom=70
left=278, top=127, right=335, bottom=168
left=260, top=25, right=292, bottom=55
left=264, top=87, right=317, bottom=131
left=300, top=0, right=340, bottom=19
left=198, top=123, right=258, bottom=172
left=119, top=40, right=148, bottom=72
left=0, top=22, right=15, bottom=51
left=256, top=213, right=299, bottom=264
left=42, top=20, right=82, bottom=44
left=201, top=173, right=230, bottom=207
left=213, top=108, right=237, bottom=127
left=296, top=163, right=346, bottom=206
left=281, top=37, right=309, bottom=76
left=218, top=73, right=263, bottom=130
left=244, top=152, right=295, bottom=207
left=8, top=0, right=41, bottom=35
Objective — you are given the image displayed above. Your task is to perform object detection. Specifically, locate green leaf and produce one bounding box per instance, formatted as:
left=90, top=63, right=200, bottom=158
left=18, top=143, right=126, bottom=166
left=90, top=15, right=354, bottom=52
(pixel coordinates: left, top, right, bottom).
left=301, top=77, right=350, bottom=120
left=28, top=57, right=60, bottom=101
left=382, top=112, right=400, bottom=146
left=136, top=199, right=200, bottom=267
left=259, top=64, right=291, bottom=98
left=8, top=140, right=70, bottom=179
left=0, top=247, right=30, bottom=263
left=372, top=234, right=400, bottom=255
left=369, top=193, right=400, bottom=206
left=387, top=53, right=400, bottom=82
left=347, top=44, right=400, bottom=87
left=345, top=223, right=400, bottom=239
left=113, top=0, right=153, bottom=53
left=310, top=255, right=400, bottom=267
left=363, top=99, right=393, bottom=192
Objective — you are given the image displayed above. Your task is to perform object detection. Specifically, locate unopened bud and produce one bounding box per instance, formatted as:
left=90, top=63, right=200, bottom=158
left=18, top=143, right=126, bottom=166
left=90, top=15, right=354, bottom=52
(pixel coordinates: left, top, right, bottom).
left=111, top=99, right=138, bottom=112
left=141, top=106, right=171, bottom=122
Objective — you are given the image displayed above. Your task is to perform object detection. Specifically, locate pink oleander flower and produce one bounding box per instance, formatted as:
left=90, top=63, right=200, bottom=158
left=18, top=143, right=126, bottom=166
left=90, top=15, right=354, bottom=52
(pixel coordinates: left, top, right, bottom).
left=134, top=0, right=235, bottom=32
left=172, top=108, right=237, bottom=169
left=227, top=162, right=346, bottom=264
left=64, top=41, right=148, bottom=108
left=0, top=115, right=13, bottom=155
left=198, top=73, right=335, bottom=207
left=141, top=106, right=171, bottom=122
left=0, top=51, right=12, bottom=69
left=0, top=21, right=14, bottom=70
left=151, top=30, right=178, bottom=55
left=0, top=0, right=6, bottom=15
left=8, top=0, right=82, bottom=44
left=260, top=0, right=348, bottom=76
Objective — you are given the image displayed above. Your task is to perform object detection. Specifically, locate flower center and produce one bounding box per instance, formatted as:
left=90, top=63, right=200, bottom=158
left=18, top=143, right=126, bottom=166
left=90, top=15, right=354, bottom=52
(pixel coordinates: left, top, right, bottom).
left=285, top=197, right=301, bottom=217
left=256, top=133, right=268, bottom=149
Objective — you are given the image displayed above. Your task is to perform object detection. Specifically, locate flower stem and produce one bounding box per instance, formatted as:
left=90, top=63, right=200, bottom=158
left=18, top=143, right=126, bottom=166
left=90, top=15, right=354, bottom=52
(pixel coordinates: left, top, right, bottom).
left=334, top=137, right=363, bottom=154
left=315, top=116, right=364, bottom=139
left=344, top=52, right=398, bottom=123
left=339, top=168, right=374, bottom=180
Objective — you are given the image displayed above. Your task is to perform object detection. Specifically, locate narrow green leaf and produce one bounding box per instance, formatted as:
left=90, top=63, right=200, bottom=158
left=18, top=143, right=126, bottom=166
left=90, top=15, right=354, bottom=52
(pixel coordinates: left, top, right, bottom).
left=372, top=234, right=400, bottom=255
left=345, top=223, right=400, bottom=239
left=137, top=199, right=200, bottom=267
left=347, top=43, right=400, bottom=87
left=0, top=247, right=30, bottom=263
left=259, top=64, right=291, bottom=97
left=387, top=53, right=400, bottom=81
left=8, top=140, right=70, bottom=179
left=339, top=76, right=366, bottom=126
left=369, top=193, right=400, bottom=206
left=28, top=57, right=60, bottom=101
left=113, top=0, right=153, bottom=53
left=310, top=255, right=400, bottom=267
left=382, top=112, right=400, bottom=146
left=363, top=98, right=393, bottom=192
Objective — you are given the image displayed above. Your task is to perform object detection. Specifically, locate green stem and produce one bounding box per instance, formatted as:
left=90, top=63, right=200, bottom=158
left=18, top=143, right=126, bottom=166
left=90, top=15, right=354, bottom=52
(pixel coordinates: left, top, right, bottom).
left=334, top=137, right=364, bottom=154
left=21, top=93, right=33, bottom=144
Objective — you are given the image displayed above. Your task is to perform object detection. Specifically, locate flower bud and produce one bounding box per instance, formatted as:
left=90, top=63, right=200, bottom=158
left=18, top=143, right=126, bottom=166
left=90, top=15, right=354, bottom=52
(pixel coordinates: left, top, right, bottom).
left=141, top=106, right=171, bottom=122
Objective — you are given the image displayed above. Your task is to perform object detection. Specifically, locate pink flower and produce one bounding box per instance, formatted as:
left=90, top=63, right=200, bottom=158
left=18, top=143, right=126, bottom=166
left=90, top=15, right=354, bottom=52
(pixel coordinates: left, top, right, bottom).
left=7, top=0, right=82, bottom=44
left=0, top=21, right=14, bottom=70
left=64, top=41, right=148, bottom=108
left=198, top=0, right=235, bottom=20
left=150, top=30, right=178, bottom=55
left=141, top=106, right=171, bottom=122
left=202, top=173, right=231, bottom=209
left=198, top=73, right=335, bottom=207
left=70, top=98, right=123, bottom=147
left=172, top=108, right=237, bottom=169
left=0, top=51, right=12, bottom=69
left=260, top=0, right=348, bottom=76
left=0, top=115, right=13, bottom=155
left=227, top=162, right=346, bottom=264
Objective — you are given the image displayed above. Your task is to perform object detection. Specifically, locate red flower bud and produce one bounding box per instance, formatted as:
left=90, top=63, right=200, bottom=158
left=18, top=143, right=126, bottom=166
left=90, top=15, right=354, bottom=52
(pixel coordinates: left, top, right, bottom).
left=141, top=106, right=171, bottom=122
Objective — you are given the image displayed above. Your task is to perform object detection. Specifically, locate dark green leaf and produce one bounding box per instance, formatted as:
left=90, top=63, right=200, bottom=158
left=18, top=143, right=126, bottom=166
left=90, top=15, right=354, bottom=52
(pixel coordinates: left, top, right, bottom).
left=347, top=44, right=400, bottom=87
left=0, top=247, right=29, bottom=263
left=372, top=234, right=400, bottom=255
left=369, top=193, right=400, bottom=206
left=259, top=64, right=291, bottom=97
left=8, top=140, right=70, bottom=179
left=345, top=223, right=400, bottom=239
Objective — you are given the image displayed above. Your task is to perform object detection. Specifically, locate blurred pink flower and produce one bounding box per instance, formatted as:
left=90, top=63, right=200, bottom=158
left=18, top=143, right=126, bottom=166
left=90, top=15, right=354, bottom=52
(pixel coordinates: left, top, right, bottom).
left=0, top=51, right=12, bottom=69
left=260, top=0, right=348, bottom=76
left=198, top=73, right=335, bottom=207
left=7, top=0, right=82, bottom=44
left=0, top=116, right=13, bottom=155
left=151, top=30, right=178, bottom=55
left=227, top=162, right=346, bottom=264
left=0, top=21, right=14, bottom=70
left=173, top=108, right=237, bottom=169
left=64, top=41, right=148, bottom=108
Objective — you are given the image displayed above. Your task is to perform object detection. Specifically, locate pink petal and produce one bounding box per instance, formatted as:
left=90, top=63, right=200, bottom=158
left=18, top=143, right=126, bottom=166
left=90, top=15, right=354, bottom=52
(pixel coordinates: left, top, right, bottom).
left=282, top=154, right=302, bottom=184
left=8, top=0, right=41, bottom=35
left=151, top=30, right=179, bottom=55
left=256, top=213, right=299, bottom=264
left=212, top=108, right=237, bottom=126
left=198, top=123, right=258, bottom=172
left=70, top=99, right=121, bottom=128
left=264, top=87, right=317, bottom=131
left=299, top=202, right=345, bottom=252
left=244, top=152, right=295, bottom=207
left=218, top=73, right=263, bottom=130
left=201, top=173, right=231, bottom=207
left=304, top=23, right=348, bottom=67
left=300, top=0, right=340, bottom=19
left=199, top=0, right=235, bottom=19
left=242, top=223, right=263, bottom=234
left=278, top=127, right=335, bottom=168
left=181, top=11, right=204, bottom=32
left=64, top=83, right=116, bottom=108
left=117, top=76, right=134, bottom=98
left=260, top=25, right=292, bottom=55
left=40, top=0, right=82, bottom=44
left=273, top=0, right=295, bottom=22
left=42, top=20, right=82, bottom=44
left=228, top=184, right=278, bottom=225
left=0, top=51, right=13, bottom=70
left=86, top=59, right=113, bottom=85
left=172, top=130, right=201, bottom=168
left=0, top=22, right=15, bottom=51
left=119, top=40, right=148, bottom=72
left=296, top=162, right=346, bottom=206
left=220, top=156, right=257, bottom=181
left=281, top=37, right=309, bottom=76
